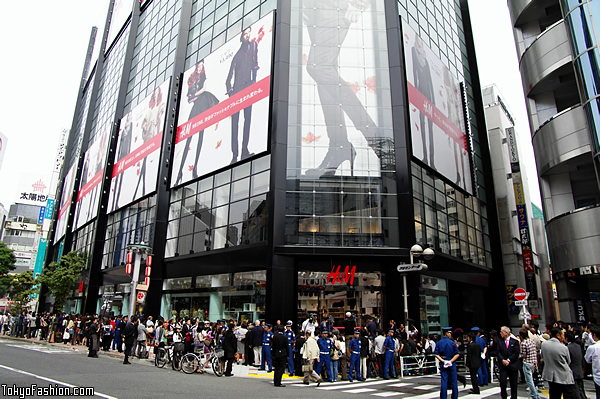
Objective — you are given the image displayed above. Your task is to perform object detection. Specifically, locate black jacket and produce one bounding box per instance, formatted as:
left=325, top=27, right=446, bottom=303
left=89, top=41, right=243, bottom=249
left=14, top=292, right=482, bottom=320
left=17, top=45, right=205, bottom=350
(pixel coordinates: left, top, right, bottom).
left=497, top=336, right=521, bottom=371
left=123, top=322, right=137, bottom=345
left=465, top=341, right=482, bottom=369
left=272, top=332, right=289, bottom=358
left=251, top=325, right=264, bottom=347
left=223, top=330, right=237, bottom=359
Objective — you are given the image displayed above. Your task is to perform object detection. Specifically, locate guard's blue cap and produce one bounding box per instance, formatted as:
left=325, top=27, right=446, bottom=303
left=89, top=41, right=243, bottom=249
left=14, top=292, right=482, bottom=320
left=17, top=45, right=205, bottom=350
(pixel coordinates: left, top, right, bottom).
left=442, top=327, right=453, bottom=332
left=265, top=324, right=271, bottom=327
left=471, top=327, right=480, bottom=331
left=388, top=329, right=395, bottom=332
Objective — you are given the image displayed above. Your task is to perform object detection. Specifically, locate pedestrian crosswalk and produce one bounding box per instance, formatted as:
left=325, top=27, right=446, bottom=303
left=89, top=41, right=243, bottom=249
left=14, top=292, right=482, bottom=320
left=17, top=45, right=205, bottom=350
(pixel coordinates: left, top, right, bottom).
left=282, top=375, right=505, bottom=398
left=5, top=343, right=74, bottom=354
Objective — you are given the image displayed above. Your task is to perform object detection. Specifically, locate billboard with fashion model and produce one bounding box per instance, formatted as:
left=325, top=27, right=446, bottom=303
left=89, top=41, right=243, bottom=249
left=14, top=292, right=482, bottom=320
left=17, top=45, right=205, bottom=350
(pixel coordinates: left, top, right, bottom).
left=289, top=0, right=395, bottom=179
left=402, top=21, right=472, bottom=193
left=73, top=128, right=110, bottom=230
left=171, top=12, right=274, bottom=187
left=54, top=163, right=77, bottom=243
left=108, top=80, right=169, bottom=213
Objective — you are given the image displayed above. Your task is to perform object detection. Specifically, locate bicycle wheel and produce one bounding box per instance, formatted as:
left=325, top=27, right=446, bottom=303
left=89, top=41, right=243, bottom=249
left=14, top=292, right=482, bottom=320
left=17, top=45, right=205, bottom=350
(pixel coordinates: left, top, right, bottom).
left=212, top=356, right=223, bottom=377
left=155, top=348, right=167, bottom=368
left=369, top=361, right=379, bottom=378
left=172, top=351, right=182, bottom=371
left=181, top=353, right=200, bottom=374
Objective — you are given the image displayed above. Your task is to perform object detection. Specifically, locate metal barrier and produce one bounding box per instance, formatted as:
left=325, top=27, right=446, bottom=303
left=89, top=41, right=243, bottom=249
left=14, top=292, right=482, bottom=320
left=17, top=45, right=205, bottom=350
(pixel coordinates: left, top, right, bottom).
left=398, top=355, right=439, bottom=378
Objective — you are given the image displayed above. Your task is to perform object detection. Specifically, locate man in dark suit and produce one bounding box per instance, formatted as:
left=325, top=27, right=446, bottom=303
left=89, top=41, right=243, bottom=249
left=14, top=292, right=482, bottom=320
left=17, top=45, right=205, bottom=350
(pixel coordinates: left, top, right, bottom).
left=497, top=326, right=521, bottom=399
left=122, top=315, right=138, bottom=365
left=465, top=333, right=482, bottom=394
left=272, top=325, right=289, bottom=387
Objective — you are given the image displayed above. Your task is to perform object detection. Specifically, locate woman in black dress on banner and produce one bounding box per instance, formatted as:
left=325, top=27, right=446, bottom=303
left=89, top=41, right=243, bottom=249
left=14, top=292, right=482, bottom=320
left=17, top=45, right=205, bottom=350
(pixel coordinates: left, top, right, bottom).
left=175, top=60, right=220, bottom=185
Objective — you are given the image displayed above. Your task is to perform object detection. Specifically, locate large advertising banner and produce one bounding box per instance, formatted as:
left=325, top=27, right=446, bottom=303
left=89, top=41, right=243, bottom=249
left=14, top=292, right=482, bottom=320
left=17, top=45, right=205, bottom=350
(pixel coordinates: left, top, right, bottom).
left=73, top=129, right=110, bottom=230
left=171, top=12, right=274, bottom=187
left=54, top=164, right=77, bottom=243
left=403, top=21, right=473, bottom=193
left=291, top=0, right=394, bottom=178
left=108, top=80, right=169, bottom=213
left=107, top=0, right=133, bottom=50
left=0, top=131, right=7, bottom=172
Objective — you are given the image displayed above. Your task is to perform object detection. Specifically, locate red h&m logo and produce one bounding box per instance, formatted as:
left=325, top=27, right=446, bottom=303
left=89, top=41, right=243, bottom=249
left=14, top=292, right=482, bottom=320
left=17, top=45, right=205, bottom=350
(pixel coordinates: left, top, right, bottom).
left=327, top=265, right=356, bottom=286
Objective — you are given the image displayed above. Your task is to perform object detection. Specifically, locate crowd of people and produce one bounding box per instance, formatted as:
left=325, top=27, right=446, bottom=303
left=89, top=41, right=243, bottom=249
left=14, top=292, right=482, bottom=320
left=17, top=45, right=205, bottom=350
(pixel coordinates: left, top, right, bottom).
left=3, top=310, right=600, bottom=397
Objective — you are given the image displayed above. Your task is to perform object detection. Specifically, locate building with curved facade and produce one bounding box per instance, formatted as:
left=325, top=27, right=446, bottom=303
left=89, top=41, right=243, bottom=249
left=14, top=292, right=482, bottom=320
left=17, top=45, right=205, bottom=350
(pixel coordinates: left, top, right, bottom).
left=509, top=0, right=600, bottom=322
left=44, top=0, right=510, bottom=332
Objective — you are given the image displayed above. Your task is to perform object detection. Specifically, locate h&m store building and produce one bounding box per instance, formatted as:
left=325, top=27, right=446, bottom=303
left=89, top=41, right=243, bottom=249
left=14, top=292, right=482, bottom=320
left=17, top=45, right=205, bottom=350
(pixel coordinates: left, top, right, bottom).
left=46, top=0, right=508, bottom=334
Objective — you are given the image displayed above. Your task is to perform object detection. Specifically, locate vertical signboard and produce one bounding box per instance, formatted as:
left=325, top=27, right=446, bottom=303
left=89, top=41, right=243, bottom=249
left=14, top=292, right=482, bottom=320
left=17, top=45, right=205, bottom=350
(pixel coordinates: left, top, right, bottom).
left=403, top=21, right=472, bottom=193
left=0, top=131, right=7, bottom=173
left=73, top=129, right=110, bottom=230
left=108, top=79, right=169, bottom=212
left=507, top=127, right=537, bottom=300
left=171, top=12, right=274, bottom=187
left=54, top=164, right=77, bottom=243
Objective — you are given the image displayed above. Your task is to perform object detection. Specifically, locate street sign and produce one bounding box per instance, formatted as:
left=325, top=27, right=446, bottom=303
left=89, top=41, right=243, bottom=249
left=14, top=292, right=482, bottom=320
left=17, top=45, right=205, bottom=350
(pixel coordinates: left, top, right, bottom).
left=397, top=264, right=427, bottom=272
left=514, top=288, right=527, bottom=301
left=136, top=291, right=146, bottom=304
left=515, top=300, right=527, bottom=306
left=136, top=284, right=149, bottom=291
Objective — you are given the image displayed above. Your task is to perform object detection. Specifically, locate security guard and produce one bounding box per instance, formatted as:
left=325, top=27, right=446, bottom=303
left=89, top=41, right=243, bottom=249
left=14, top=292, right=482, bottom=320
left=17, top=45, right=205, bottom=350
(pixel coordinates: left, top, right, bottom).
left=316, top=330, right=334, bottom=382
left=434, top=327, right=460, bottom=399
left=348, top=329, right=363, bottom=382
left=471, top=327, right=489, bottom=386
left=260, top=324, right=273, bottom=372
left=284, top=321, right=296, bottom=376
left=383, top=329, right=396, bottom=379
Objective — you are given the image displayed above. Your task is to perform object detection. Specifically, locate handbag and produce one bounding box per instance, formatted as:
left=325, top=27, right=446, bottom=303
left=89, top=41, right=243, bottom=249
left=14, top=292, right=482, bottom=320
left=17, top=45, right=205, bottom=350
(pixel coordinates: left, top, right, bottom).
left=63, top=330, right=70, bottom=340
left=302, top=363, right=313, bottom=372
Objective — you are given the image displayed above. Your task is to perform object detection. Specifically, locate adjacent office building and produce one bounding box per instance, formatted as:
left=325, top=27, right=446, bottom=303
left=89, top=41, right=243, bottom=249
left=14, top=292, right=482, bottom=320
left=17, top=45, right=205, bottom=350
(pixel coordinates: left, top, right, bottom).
left=46, top=0, right=509, bottom=332
left=509, top=0, right=600, bottom=322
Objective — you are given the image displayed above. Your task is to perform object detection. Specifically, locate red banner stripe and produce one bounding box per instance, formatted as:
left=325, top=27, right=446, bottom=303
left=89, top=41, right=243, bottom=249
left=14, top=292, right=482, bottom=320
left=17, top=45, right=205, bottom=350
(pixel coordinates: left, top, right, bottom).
left=58, top=196, right=72, bottom=219
left=77, top=168, right=105, bottom=202
left=407, top=82, right=468, bottom=151
left=112, top=133, right=162, bottom=178
left=175, top=76, right=271, bottom=145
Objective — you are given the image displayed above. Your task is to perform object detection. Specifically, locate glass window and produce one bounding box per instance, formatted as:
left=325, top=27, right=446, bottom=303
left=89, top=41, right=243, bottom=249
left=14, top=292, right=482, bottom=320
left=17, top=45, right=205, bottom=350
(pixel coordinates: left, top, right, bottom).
left=231, top=177, right=250, bottom=202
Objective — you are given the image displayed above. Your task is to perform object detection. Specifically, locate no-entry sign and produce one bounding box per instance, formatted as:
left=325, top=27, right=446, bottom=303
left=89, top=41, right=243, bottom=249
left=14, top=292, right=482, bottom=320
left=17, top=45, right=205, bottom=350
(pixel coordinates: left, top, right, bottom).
left=514, top=288, right=527, bottom=301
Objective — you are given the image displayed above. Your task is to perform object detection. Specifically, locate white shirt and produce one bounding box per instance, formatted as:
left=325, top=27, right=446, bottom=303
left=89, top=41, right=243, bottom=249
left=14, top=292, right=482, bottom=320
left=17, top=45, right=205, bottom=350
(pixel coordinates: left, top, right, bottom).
left=585, top=341, right=600, bottom=385
left=584, top=331, right=596, bottom=348
left=374, top=335, right=385, bottom=355
left=302, top=319, right=316, bottom=335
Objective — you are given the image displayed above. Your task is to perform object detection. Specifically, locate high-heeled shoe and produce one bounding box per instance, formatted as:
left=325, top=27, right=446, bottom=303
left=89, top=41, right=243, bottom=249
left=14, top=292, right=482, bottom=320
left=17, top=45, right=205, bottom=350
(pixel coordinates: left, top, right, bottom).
left=305, top=144, right=355, bottom=178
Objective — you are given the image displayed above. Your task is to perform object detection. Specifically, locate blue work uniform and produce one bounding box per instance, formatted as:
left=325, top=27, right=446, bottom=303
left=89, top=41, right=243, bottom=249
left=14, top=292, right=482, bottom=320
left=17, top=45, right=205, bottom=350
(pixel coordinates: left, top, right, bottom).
left=284, top=328, right=295, bottom=375
left=383, top=335, right=396, bottom=378
left=315, top=336, right=333, bottom=382
left=475, top=335, right=489, bottom=385
left=348, top=337, right=362, bottom=382
left=260, top=330, right=273, bottom=371
left=435, top=336, right=460, bottom=399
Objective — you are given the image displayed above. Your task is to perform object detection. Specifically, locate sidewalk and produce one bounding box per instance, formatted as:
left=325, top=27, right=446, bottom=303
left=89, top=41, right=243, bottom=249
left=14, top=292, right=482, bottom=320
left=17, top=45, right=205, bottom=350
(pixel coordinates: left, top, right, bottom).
left=0, top=334, right=303, bottom=380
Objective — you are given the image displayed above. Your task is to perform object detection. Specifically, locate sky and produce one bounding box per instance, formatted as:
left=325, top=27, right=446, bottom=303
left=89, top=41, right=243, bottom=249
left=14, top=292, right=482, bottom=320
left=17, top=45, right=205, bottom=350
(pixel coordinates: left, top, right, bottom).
left=0, top=0, right=542, bottom=209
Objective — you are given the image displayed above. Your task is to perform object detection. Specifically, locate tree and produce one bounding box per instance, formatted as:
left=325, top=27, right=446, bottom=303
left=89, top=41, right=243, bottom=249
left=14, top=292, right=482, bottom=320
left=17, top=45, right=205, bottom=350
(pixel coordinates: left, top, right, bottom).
left=0, top=242, right=16, bottom=297
left=36, top=251, right=86, bottom=313
left=9, top=270, right=35, bottom=315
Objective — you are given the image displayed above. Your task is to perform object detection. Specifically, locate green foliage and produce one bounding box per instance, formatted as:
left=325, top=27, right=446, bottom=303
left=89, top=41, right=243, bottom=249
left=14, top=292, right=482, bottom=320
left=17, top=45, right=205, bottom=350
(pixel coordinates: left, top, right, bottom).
left=36, top=251, right=87, bottom=313
left=9, top=270, right=35, bottom=315
left=0, top=242, right=16, bottom=296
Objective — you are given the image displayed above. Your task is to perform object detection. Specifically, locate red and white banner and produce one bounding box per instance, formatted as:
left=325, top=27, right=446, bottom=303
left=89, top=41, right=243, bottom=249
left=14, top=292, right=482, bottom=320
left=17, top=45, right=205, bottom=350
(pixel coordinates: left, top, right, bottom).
left=403, top=20, right=473, bottom=193
left=171, top=12, right=274, bottom=188
left=108, top=79, right=169, bottom=213
left=54, top=164, right=77, bottom=243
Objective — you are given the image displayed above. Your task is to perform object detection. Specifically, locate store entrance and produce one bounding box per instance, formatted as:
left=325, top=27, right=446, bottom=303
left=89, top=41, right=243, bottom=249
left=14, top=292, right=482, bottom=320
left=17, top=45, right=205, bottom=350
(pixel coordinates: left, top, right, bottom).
left=297, top=270, right=383, bottom=332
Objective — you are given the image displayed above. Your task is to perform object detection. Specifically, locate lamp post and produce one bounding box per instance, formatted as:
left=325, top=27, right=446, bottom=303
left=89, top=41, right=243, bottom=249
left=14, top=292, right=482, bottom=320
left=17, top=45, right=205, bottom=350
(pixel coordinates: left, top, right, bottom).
left=401, top=244, right=435, bottom=327
left=126, top=242, right=152, bottom=317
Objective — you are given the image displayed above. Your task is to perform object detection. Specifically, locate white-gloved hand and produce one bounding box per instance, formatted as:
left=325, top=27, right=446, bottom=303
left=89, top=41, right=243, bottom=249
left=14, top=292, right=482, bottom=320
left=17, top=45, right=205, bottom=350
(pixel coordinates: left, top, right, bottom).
left=481, top=353, right=486, bottom=359
left=444, top=360, right=452, bottom=368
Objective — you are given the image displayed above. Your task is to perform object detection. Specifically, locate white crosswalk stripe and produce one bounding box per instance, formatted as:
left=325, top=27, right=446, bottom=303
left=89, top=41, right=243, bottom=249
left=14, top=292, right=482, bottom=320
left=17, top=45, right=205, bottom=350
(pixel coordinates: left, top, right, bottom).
left=6, top=344, right=72, bottom=354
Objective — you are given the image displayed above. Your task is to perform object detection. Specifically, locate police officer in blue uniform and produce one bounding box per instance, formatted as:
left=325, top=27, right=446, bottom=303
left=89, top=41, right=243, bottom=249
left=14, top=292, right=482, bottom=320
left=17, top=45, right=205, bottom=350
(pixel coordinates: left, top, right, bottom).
left=434, top=327, right=460, bottom=399
left=316, top=330, right=334, bottom=382
left=260, top=324, right=273, bottom=372
left=348, top=329, right=363, bottom=382
left=284, top=321, right=296, bottom=376
left=471, top=327, right=489, bottom=386
left=383, top=329, right=397, bottom=379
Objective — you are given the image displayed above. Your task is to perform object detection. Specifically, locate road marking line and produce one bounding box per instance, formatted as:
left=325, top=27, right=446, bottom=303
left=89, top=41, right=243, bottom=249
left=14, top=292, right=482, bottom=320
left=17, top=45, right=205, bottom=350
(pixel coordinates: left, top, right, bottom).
left=0, top=364, right=118, bottom=399
left=372, top=392, right=402, bottom=397
left=318, top=379, right=399, bottom=390
left=6, top=344, right=72, bottom=353
left=341, top=388, right=377, bottom=393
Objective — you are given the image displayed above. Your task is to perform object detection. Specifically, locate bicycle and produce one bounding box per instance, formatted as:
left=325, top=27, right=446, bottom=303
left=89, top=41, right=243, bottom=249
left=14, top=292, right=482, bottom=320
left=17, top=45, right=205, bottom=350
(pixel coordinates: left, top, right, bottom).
left=155, top=343, right=184, bottom=371
left=181, top=346, right=208, bottom=374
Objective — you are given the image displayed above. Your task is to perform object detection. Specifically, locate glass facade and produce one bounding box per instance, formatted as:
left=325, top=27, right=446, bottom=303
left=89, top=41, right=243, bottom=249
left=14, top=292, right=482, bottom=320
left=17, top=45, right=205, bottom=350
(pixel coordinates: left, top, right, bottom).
left=562, top=0, right=600, bottom=160
left=165, top=156, right=270, bottom=256
left=285, top=0, right=399, bottom=248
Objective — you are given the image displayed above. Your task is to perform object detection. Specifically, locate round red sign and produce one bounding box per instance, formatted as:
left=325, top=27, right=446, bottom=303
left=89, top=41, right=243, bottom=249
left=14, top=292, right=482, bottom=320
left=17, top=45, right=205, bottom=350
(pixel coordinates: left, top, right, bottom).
left=137, top=292, right=144, bottom=300
left=514, top=288, right=527, bottom=301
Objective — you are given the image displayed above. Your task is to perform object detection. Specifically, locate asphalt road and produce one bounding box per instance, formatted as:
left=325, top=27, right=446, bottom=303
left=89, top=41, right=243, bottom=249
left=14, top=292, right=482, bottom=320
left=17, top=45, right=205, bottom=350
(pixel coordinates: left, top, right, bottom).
left=0, top=337, right=595, bottom=398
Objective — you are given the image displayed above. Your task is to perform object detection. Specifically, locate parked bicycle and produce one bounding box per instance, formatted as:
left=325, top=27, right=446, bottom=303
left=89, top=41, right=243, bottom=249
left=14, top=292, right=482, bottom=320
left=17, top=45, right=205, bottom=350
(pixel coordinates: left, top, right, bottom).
left=155, top=342, right=185, bottom=371
left=181, top=344, right=225, bottom=376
